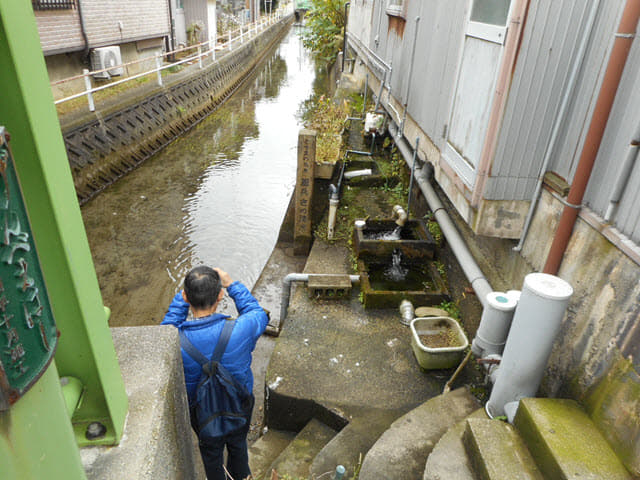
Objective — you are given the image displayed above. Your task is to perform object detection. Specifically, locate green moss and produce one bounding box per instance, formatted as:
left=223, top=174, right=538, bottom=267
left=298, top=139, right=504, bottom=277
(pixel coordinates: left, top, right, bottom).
left=582, top=356, right=640, bottom=474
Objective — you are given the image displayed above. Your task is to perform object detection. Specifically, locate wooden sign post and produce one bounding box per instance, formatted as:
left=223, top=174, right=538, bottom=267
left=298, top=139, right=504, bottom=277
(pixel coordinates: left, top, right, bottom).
left=294, top=128, right=316, bottom=255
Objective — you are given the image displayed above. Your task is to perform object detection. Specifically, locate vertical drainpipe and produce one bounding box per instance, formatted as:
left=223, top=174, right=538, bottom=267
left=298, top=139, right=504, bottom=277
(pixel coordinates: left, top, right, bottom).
left=544, top=0, right=640, bottom=274
left=471, top=0, right=531, bottom=208
left=76, top=0, right=90, bottom=63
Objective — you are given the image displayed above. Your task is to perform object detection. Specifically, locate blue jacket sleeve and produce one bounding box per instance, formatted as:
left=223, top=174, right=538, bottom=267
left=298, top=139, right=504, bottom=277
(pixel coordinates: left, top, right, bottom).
left=227, top=281, right=268, bottom=337
left=161, top=291, right=190, bottom=326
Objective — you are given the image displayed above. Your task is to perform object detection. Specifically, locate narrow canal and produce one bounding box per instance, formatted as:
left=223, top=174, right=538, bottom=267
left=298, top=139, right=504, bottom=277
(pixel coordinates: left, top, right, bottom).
left=81, top=27, right=322, bottom=327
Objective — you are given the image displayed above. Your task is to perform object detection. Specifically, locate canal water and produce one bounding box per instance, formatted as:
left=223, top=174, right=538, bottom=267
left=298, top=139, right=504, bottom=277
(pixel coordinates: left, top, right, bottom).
left=81, top=27, right=323, bottom=326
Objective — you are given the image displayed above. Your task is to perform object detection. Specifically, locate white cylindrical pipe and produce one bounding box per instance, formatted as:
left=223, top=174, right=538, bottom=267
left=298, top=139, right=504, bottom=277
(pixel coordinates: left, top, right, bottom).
left=327, top=197, right=339, bottom=239
left=486, top=273, right=573, bottom=418
left=471, top=291, right=518, bottom=357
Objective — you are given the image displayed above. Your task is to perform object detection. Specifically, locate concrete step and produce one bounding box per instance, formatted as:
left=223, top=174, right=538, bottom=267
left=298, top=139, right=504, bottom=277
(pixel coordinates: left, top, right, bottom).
left=463, top=418, right=543, bottom=480
left=249, top=429, right=296, bottom=480
left=423, top=409, right=485, bottom=480
left=514, top=398, right=632, bottom=480
left=310, top=407, right=405, bottom=479
left=267, top=418, right=338, bottom=479
left=359, top=387, right=480, bottom=480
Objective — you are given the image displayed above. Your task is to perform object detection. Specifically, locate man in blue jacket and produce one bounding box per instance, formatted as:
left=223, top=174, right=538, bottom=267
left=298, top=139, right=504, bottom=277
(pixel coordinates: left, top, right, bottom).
left=162, top=265, right=268, bottom=480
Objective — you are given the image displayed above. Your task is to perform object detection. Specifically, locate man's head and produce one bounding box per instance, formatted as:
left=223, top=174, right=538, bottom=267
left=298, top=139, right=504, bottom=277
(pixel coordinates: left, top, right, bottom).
left=183, top=266, right=223, bottom=311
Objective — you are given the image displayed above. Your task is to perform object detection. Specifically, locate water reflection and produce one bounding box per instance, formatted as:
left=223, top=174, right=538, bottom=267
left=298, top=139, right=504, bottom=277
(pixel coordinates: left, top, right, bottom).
left=81, top=27, right=318, bottom=326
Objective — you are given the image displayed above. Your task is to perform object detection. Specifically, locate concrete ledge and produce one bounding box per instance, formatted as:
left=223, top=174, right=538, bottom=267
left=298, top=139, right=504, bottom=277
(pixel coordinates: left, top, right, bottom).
left=359, top=388, right=480, bottom=480
left=463, top=418, right=543, bottom=480
left=80, top=326, right=203, bottom=479
left=423, top=409, right=485, bottom=480
left=514, top=398, right=632, bottom=480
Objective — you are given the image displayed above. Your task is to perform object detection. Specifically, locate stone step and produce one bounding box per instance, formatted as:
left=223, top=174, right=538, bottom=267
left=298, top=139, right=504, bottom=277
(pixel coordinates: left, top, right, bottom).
left=249, top=429, right=296, bottom=480
left=463, top=418, right=543, bottom=480
left=310, top=407, right=405, bottom=479
left=266, top=418, right=338, bottom=479
left=423, top=409, right=486, bottom=480
left=514, top=398, right=632, bottom=480
left=359, top=387, right=480, bottom=480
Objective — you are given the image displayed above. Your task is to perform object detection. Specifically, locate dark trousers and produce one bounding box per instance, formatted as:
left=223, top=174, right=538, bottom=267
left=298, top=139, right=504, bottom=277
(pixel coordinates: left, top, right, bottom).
left=198, top=422, right=251, bottom=480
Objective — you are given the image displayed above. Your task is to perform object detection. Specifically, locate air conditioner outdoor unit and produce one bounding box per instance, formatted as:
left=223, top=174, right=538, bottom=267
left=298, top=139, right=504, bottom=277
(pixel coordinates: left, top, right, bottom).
left=91, top=46, right=124, bottom=79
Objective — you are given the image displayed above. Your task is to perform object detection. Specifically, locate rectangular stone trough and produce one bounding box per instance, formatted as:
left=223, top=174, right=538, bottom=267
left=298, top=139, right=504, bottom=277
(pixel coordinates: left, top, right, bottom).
left=353, top=219, right=436, bottom=260
left=357, top=258, right=449, bottom=309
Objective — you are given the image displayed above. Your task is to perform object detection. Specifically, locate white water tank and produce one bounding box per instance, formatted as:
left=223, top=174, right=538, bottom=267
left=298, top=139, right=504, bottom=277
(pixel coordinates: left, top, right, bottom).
left=486, top=273, right=573, bottom=418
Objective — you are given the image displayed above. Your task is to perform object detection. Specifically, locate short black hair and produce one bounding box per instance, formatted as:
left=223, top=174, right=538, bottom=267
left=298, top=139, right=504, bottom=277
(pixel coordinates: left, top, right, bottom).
left=184, top=266, right=221, bottom=309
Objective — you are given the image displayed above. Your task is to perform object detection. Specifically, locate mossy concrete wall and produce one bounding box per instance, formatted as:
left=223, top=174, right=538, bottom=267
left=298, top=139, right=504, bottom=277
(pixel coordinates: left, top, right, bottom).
left=441, top=186, right=640, bottom=475
left=81, top=326, right=204, bottom=479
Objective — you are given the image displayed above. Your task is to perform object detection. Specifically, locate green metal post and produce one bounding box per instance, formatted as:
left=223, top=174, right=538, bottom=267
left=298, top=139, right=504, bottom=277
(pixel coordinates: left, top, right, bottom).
left=0, top=0, right=127, bottom=448
left=0, top=362, right=87, bottom=479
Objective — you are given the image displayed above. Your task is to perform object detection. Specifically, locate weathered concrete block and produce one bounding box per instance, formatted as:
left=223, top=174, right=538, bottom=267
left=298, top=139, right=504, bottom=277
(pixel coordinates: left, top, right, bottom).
left=463, top=418, right=543, bottom=480
left=514, top=398, right=632, bottom=480
left=359, top=388, right=480, bottom=480
left=80, top=326, right=204, bottom=479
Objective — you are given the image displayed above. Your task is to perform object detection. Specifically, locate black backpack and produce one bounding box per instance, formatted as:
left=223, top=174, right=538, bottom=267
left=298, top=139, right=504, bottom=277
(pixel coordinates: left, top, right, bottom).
left=179, top=319, right=254, bottom=439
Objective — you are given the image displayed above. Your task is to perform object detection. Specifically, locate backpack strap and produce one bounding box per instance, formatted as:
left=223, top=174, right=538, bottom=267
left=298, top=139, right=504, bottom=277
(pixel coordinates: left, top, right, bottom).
left=179, top=319, right=236, bottom=375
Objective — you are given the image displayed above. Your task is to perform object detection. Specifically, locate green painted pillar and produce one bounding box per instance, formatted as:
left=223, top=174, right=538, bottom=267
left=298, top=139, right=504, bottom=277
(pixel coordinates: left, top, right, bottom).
left=0, top=362, right=87, bottom=479
left=0, top=0, right=127, bottom=454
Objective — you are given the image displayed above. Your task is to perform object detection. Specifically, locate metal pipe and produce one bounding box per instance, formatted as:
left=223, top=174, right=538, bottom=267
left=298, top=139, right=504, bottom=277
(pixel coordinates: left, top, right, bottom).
left=513, top=0, right=601, bottom=252
left=374, top=69, right=387, bottom=112
left=544, top=0, right=640, bottom=274
left=604, top=121, right=640, bottom=221
left=280, top=273, right=361, bottom=322
left=407, top=137, right=419, bottom=216
left=400, top=16, right=420, bottom=136
left=342, top=2, right=350, bottom=72
left=388, top=121, right=492, bottom=307
left=362, top=74, right=368, bottom=117
left=392, top=204, right=408, bottom=227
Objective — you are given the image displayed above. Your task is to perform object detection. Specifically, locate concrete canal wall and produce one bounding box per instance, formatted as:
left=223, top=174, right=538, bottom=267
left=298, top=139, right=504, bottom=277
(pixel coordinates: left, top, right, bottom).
left=61, top=15, right=292, bottom=204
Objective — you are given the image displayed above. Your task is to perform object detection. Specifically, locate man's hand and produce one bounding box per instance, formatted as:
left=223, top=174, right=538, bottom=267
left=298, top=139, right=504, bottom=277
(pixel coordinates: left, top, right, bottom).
left=214, top=268, right=232, bottom=288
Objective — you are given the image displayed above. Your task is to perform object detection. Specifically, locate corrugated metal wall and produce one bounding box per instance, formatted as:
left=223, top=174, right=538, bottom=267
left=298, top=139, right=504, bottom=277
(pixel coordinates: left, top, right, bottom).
left=352, top=0, right=468, bottom=148
left=184, top=0, right=209, bottom=43
left=486, top=0, right=623, bottom=200
left=585, top=34, right=640, bottom=243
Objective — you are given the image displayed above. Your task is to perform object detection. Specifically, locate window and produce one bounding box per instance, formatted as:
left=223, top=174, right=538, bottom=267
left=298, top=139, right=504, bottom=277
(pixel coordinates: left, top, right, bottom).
left=386, top=0, right=405, bottom=18
left=32, top=0, right=76, bottom=10
left=470, top=0, right=511, bottom=26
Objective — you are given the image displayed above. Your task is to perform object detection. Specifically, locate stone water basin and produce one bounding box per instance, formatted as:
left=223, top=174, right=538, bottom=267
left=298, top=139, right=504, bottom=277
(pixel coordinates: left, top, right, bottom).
left=353, top=219, right=436, bottom=260
left=357, top=254, right=449, bottom=309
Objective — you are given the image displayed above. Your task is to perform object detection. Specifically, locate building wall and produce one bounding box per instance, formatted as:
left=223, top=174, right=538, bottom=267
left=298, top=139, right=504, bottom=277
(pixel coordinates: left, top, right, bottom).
left=81, top=0, right=170, bottom=48
left=584, top=32, right=640, bottom=245
left=184, top=0, right=209, bottom=43
left=34, top=8, right=84, bottom=54
left=487, top=0, right=623, bottom=202
left=35, top=0, right=170, bottom=55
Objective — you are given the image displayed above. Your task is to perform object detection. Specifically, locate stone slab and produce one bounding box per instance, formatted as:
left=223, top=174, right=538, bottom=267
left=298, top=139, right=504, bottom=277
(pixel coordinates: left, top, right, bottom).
left=80, top=326, right=204, bottom=479
left=311, top=407, right=405, bottom=479
left=463, top=418, right=543, bottom=480
left=249, top=429, right=296, bottom=480
left=514, top=398, right=632, bottom=480
left=268, top=419, right=337, bottom=479
left=423, top=409, right=486, bottom=480
left=358, top=388, right=480, bottom=480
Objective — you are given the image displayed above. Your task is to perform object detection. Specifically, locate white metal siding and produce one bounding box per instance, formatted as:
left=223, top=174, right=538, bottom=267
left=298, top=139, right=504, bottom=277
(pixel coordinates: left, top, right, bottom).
left=355, top=0, right=467, bottom=149
left=584, top=34, right=640, bottom=243
left=485, top=0, right=623, bottom=200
